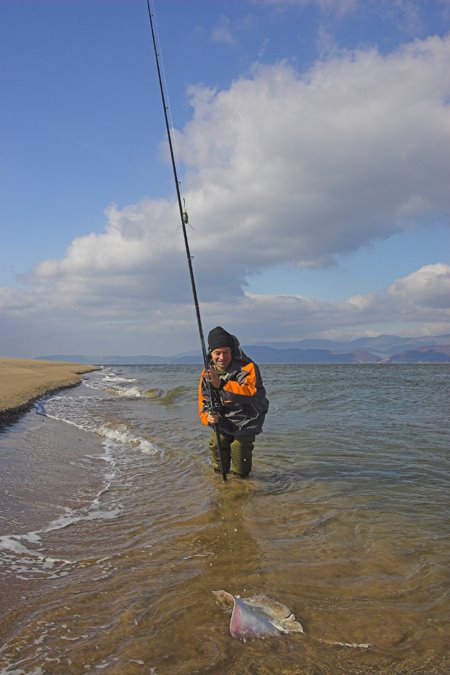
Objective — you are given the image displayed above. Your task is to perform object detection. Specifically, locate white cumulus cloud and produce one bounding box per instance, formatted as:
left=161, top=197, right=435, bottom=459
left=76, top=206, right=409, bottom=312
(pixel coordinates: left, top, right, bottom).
left=177, top=34, right=450, bottom=273
left=1, top=34, right=450, bottom=355
left=388, top=263, right=450, bottom=309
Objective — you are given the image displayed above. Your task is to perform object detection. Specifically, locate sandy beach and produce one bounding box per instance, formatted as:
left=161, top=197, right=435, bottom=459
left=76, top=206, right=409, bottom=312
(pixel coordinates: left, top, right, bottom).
left=0, top=357, right=97, bottom=424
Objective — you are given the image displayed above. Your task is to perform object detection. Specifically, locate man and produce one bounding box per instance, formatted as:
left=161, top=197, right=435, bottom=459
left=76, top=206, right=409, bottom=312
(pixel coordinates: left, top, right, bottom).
left=198, top=326, right=269, bottom=477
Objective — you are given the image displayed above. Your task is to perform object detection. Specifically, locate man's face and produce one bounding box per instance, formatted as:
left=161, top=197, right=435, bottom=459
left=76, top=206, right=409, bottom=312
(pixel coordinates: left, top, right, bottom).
left=211, top=347, right=232, bottom=372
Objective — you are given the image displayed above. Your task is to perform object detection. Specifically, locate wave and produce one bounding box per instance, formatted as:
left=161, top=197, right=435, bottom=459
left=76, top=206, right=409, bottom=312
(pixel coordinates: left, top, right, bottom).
left=35, top=396, right=164, bottom=457
left=96, top=424, right=162, bottom=456
left=102, top=374, right=136, bottom=384
left=0, top=442, right=119, bottom=580
left=96, top=382, right=190, bottom=403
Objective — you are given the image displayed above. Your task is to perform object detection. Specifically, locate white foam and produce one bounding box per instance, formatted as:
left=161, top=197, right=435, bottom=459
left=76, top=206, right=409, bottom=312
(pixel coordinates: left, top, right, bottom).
left=2, top=381, right=165, bottom=579
left=111, top=385, right=144, bottom=398
left=40, top=396, right=163, bottom=458
left=0, top=535, right=38, bottom=556
left=98, top=425, right=163, bottom=456
left=0, top=440, right=120, bottom=580
left=0, top=499, right=122, bottom=580
left=0, top=536, right=74, bottom=579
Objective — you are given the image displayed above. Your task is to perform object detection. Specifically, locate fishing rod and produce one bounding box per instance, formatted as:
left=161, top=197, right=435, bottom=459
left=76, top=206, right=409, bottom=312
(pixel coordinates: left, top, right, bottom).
left=145, top=0, right=227, bottom=481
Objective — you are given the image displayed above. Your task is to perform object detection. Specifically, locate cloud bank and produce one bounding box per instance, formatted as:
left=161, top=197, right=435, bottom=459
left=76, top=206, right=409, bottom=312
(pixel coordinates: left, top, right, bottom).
left=1, top=34, right=450, bottom=355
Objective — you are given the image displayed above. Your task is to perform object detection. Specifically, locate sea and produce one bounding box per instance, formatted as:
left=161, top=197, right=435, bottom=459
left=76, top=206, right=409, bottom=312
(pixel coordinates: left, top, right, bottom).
left=0, top=364, right=449, bottom=674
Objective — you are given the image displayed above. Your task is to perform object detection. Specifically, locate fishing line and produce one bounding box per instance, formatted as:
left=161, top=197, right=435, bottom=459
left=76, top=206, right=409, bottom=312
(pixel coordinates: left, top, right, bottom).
left=145, top=0, right=227, bottom=482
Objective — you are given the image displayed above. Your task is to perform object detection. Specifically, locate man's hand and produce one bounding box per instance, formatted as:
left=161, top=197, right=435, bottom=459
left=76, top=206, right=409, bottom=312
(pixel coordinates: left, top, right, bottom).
left=207, top=411, right=221, bottom=425
left=207, top=365, right=221, bottom=389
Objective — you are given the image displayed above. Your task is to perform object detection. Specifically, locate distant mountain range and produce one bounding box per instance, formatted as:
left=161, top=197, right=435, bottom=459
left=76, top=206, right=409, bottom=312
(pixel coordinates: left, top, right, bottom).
left=38, top=333, right=450, bottom=364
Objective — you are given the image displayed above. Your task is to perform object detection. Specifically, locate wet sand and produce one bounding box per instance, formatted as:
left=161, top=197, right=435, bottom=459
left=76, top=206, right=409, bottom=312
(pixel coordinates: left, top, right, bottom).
left=0, top=358, right=98, bottom=425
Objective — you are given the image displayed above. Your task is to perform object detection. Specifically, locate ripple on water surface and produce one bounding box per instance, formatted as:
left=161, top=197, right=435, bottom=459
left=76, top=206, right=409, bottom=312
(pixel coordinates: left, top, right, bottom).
left=0, top=365, right=449, bottom=673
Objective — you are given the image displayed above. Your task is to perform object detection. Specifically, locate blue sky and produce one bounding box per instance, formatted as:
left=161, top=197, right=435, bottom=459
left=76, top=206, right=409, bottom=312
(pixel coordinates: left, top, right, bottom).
left=1, top=0, right=449, bottom=356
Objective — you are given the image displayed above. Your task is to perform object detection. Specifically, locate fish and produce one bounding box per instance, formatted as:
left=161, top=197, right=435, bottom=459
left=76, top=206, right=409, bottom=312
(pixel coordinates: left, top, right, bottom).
left=212, top=590, right=304, bottom=638
left=213, top=590, right=372, bottom=649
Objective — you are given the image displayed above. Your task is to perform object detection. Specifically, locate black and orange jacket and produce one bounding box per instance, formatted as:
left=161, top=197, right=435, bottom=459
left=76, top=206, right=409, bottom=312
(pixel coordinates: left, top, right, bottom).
left=198, top=343, right=269, bottom=437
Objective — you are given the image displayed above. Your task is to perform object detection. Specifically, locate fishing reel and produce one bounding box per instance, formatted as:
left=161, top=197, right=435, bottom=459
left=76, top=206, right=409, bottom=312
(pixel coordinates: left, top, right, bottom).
left=206, top=398, right=223, bottom=415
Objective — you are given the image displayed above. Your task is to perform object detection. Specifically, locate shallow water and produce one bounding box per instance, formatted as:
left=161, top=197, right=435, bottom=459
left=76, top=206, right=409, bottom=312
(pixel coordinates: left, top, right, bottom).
left=0, top=364, right=449, bottom=673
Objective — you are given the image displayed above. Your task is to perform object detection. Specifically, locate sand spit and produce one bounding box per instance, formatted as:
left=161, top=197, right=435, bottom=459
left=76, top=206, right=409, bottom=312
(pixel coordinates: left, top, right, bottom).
left=0, top=358, right=98, bottom=425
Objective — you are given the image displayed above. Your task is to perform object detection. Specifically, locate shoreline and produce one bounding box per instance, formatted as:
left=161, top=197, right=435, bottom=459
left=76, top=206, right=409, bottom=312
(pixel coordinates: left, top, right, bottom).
left=0, top=357, right=99, bottom=426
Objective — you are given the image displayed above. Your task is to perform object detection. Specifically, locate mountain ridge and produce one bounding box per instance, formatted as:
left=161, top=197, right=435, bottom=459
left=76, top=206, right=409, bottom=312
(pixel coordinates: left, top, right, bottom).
left=36, top=333, right=450, bottom=364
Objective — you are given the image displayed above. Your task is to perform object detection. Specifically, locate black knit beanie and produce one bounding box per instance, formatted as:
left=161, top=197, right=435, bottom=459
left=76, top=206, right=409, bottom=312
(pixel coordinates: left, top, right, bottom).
left=208, top=326, right=234, bottom=351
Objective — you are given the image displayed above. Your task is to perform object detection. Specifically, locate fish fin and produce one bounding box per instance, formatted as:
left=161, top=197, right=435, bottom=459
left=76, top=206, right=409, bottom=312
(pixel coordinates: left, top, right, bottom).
left=212, top=590, right=235, bottom=607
